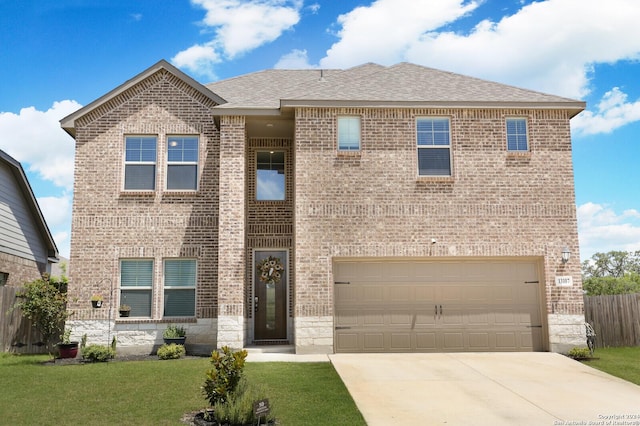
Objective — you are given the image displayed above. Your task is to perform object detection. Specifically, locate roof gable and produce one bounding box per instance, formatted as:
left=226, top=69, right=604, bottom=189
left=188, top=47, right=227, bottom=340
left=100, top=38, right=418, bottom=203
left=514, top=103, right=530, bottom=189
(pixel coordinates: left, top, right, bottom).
left=0, top=149, right=58, bottom=262
left=61, top=60, right=225, bottom=137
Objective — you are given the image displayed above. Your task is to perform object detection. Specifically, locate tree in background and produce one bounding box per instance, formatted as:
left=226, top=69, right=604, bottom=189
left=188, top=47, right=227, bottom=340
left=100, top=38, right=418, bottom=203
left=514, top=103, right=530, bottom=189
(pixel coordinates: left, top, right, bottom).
left=582, top=250, right=640, bottom=295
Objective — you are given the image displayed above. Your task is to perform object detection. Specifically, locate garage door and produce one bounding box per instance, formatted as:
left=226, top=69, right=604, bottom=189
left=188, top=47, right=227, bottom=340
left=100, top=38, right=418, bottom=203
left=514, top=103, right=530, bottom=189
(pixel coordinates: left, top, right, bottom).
left=334, top=260, right=543, bottom=353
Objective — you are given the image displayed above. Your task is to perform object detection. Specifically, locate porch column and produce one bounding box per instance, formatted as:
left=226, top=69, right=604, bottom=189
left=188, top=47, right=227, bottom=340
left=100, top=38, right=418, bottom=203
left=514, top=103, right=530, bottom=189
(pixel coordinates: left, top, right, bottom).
left=217, top=115, right=246, bottom=349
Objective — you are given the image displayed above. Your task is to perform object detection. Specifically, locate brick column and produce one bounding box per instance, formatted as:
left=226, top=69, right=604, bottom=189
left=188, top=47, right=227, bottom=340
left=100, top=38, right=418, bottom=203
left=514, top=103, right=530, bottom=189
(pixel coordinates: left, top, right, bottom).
left=217, top=115, right=246, bottom=349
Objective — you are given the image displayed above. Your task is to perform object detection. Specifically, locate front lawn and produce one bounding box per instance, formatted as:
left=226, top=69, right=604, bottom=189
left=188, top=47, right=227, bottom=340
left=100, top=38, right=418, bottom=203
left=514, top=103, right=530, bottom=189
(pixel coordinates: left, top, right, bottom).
left=0, top=353, right=365, bottom=425
left=581, top=346, right=640, bottom=385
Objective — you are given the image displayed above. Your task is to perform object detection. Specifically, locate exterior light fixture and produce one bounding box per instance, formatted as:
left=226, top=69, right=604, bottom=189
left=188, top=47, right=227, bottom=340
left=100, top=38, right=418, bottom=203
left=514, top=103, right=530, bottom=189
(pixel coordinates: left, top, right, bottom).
left=561, top=247, right=571, bottom=263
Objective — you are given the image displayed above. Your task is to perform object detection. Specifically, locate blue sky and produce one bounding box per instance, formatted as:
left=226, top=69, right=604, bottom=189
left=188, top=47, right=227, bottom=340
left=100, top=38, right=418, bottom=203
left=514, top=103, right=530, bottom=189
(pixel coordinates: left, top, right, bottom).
left=1, top=0, right=640, bottom=260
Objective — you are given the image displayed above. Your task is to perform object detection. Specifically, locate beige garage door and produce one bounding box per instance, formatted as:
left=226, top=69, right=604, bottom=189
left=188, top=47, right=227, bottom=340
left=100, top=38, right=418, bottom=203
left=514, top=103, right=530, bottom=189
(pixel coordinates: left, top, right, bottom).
left=334, top=260, right=544, bottom=353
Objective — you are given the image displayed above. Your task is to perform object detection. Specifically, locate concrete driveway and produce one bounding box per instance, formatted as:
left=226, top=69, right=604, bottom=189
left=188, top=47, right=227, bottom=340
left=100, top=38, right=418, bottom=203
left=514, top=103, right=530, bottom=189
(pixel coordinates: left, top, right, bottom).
left=329, top=352, right=640, bottom=426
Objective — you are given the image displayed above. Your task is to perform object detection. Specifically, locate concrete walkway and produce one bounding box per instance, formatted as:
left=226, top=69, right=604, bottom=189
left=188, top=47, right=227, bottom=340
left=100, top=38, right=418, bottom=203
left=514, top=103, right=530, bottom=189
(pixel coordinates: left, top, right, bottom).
left=329, top=352, right=640, bottom=426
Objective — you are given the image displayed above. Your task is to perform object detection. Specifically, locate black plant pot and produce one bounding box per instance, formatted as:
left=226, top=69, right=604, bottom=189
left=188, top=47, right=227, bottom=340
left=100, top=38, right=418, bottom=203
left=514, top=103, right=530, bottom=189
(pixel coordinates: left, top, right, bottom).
left=119, top=310, right=130, bottom=317
left=91, top=300, right=102, bottom=308
left=163, top=337, right=186, bottom=345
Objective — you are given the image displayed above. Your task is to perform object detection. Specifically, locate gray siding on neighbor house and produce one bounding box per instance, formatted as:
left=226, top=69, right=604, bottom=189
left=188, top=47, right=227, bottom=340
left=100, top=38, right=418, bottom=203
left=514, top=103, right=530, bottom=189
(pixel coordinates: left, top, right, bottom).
left=0, top=162, right=47, bottom=264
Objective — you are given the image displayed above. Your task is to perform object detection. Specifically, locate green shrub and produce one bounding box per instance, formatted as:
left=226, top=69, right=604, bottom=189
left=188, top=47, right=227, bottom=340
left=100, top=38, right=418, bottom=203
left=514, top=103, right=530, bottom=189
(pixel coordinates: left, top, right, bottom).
left=82, top=344, right=115, bottom=362
left=157, top=343, right=186, bottom=360
left=567, top=347, right=591, bottom=359
left=202, top=346, right=248, bottom=406
left=163, top=324, right=186, bottom=338
left=11, top=275, right=72, bottom=353
left=211, top=378, right=275, bottom=425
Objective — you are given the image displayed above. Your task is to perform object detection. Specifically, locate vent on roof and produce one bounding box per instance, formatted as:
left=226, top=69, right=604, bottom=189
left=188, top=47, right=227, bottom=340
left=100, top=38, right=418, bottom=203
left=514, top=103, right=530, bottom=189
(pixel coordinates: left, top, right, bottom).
left=319, top=69, right=326, bottom=82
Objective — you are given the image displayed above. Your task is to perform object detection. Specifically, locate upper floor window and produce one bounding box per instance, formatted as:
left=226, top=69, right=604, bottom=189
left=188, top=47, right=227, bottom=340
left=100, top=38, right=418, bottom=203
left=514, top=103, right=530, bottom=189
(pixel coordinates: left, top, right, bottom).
left=337, top=116, right=361, bottom=151
left=120, top=259, right=153, bottom=318
left=124, top=136, right=156, bottom=190
left=256, top=151, right=285, bottom=200
left=0, top=272, right=8, bottom=286
left=506, top=118, right=528, bottom=151
left=164, top=259, right=196, bottom=317
left=416, top=118, right=451, bottom=176
left=167, top=136, right=198, bottom=190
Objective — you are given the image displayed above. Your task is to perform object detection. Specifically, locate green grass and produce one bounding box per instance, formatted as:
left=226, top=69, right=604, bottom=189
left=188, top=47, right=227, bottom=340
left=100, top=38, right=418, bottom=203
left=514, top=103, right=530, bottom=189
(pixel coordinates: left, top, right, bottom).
left=0, top=353, right=365, bottom=426
left=581, top=346, right=640, bottom=385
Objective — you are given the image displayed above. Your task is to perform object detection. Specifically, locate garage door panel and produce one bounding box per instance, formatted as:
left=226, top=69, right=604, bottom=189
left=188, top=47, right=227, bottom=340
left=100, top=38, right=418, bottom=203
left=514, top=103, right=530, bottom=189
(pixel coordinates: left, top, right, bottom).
left=495, top=332, right=517, bottom=350
left=334, top=260, right=543, bottom=353
left=335, top=310, right=359, bottom=327
left=466, top=308, right=490, bottom=326
left=443, top=332, right=464, bottom=350
left=336, top=333, right=359, bottom=351
left=391, top=333, right=412, bottom=350
left=415, top=332, right=437, bottom=349
left=415, top=285, right=436, bottom=301
left=363, top=333, right=385, bottom=351
left=362, top=311, right=385, bottom=326
left=440, top=285, right=463, bottom=302
left=468, top=332, right=490, bottom=350
left=414, top=311, right=437, bottom=326
left=388, top=285, right=412, bottom=302
left=390, top=312, right=412, bottom=326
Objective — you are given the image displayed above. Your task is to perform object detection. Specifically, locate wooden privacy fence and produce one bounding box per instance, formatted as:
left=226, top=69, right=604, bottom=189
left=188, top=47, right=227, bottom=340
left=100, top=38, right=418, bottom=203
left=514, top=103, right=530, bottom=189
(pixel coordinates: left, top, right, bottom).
left=584, top=293, right=640, bottom=348
left=0, top=286, right=47, bottom=354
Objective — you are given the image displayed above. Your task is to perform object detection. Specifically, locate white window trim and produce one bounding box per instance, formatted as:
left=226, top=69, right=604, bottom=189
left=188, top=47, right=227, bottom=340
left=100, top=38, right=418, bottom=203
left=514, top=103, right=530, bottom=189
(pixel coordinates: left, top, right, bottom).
left=416, top=117, right=452, bottom=177
left=166, top=135, right=199, bottom=192
left=162, top=258, right=197, bottom=318
left=506, top=117, right=529, bottom=152
left=337, top=115, right=362, bottom=151
left=123, top=135, right=157, bottom=192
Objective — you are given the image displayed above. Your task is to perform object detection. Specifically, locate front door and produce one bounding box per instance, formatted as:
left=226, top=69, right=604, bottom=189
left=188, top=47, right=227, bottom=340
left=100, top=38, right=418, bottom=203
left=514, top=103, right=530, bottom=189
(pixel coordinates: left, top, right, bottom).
left=254, top=250, right=287, bottom=341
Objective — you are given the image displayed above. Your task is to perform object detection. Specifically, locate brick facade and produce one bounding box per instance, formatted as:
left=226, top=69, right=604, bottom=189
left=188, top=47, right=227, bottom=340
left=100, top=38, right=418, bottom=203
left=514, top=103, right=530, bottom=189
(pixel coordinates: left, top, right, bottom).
left=65, top=62, right=584, bottom=354
left=68, top=69, right=220, bottom=352
left=294, top=107, right=583, bottom=352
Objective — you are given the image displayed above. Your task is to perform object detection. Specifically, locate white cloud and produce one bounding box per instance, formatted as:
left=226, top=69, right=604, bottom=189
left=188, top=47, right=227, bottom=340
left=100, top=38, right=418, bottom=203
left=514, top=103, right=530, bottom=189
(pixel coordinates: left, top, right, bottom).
left=0, top=100, right=79, bottom=190
left=173, top=0, right=302, bottom=76
left=38, top=194, right=72, bottom=259
left=275, top=49, right=314, bottom=69
left=577, top=202, right=640, bottom=260
left=172, top=44, right=221, bottom=80
left=571, top=87, right=640, bottom=136
left=320, top=0, right=479, bottom=69
left=0, top=101, right=79, bottom=258
left=319, top=0, right=640, bottom=100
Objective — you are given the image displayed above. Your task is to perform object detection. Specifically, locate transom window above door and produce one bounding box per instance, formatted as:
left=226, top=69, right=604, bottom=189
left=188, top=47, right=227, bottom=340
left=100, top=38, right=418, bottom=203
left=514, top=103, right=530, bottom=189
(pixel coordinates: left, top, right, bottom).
left=256, top=151, right=285, bottom=200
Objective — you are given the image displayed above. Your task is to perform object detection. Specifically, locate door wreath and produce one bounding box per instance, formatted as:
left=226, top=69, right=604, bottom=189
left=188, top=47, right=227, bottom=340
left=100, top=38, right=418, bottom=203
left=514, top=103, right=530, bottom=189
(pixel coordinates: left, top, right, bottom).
left=257, top=256, right=284, bottom=285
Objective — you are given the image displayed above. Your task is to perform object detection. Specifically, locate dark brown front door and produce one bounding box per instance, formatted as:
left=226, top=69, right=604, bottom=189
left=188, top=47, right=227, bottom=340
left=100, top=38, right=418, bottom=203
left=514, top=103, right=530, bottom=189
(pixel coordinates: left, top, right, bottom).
left=254, top=250, right=287, bottom=340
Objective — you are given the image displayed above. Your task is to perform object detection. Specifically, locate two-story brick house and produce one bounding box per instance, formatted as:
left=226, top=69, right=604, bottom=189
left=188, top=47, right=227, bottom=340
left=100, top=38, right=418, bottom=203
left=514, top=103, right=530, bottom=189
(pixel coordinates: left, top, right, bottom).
left=61, top=60, right=585, bottom=354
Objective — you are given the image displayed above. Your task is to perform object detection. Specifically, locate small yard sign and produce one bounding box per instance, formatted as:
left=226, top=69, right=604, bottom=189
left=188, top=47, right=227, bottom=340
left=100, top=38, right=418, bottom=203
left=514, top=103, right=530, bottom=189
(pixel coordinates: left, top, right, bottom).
left=555, top=276, right=573, bottom=287
left=254, top=399, right=270, bottom=417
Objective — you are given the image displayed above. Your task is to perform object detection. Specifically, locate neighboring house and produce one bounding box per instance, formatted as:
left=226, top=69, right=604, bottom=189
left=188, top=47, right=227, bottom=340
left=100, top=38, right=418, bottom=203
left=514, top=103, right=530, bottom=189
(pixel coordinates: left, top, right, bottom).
left=60, top=60, right=586, bottom=355
left=0, top=150, right=59, bottom=287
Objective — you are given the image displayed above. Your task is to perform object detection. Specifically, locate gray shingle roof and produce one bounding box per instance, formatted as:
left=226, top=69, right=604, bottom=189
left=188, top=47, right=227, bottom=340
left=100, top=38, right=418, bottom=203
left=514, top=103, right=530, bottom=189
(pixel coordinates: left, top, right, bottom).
left=206, top=62, right=584, bottom=114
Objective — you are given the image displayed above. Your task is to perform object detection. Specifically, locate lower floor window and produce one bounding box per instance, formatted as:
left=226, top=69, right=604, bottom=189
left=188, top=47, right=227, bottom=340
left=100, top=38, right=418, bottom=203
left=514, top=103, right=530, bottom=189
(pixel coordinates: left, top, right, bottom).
left=164, top=259, right=196, bottom=317
left=120, top=259, right=153, bottom=317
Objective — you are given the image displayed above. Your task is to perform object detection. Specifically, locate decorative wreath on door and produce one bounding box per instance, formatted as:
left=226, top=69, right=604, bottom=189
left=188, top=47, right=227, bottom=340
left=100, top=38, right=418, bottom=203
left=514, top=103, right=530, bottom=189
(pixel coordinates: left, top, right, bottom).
left=257, top=256, right=284, bottom=285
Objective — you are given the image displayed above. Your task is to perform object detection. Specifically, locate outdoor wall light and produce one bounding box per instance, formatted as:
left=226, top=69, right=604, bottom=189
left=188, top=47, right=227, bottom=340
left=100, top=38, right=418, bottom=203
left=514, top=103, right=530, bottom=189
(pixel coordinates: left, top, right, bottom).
left=561, top=247, right=571, bottom=263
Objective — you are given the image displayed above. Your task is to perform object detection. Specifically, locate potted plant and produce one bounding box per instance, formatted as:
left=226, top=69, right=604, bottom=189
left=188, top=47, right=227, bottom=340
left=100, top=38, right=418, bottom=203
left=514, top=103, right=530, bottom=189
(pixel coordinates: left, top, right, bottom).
left=91, top=294, right=103, bottom=308
left=57, top=327, right=79, bottom=359
left=119, top=304, right=131, bottom=317
left=163, top=323, right=186, bottom=345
